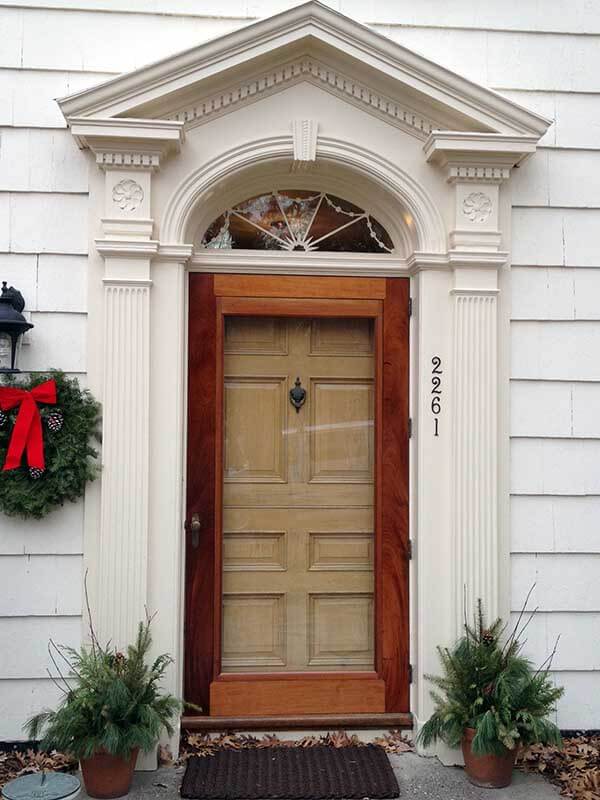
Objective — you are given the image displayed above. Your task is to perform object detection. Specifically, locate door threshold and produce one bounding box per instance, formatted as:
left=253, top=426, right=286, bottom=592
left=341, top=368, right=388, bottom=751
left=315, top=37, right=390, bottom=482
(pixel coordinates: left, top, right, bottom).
left=181, top=712, right=413, bottom=732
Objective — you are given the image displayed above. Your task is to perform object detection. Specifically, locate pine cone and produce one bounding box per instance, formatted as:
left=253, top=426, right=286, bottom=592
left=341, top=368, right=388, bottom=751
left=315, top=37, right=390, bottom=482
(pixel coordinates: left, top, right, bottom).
left=29, top=467, right=44, bottom=480
left=481, top=629, right=495, bottom=647
left=46, top=409, right=64, bottom=432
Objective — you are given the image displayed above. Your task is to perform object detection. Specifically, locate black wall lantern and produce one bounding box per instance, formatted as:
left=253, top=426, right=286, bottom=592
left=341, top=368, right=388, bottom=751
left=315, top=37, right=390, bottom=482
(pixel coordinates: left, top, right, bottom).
left=0, top=282, right=34, bottom=373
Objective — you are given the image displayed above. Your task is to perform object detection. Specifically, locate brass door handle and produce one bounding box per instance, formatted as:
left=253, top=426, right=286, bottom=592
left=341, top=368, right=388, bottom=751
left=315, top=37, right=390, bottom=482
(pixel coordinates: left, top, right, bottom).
left=186, top=512, right=201, bottom=548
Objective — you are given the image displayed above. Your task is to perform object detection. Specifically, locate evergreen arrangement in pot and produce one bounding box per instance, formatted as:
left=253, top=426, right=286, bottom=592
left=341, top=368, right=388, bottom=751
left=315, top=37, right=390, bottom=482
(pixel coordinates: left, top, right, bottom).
left=417, top=599, right=564, bottom=789
left=25, top=615, right=181, bottom=799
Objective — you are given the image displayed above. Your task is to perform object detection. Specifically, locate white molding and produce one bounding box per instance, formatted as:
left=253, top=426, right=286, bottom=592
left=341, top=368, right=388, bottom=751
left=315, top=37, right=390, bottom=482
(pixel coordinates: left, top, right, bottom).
left=190, top=250, right=410, bottom=275
left=451, top=292, right=499, bottom=634
left=449, top=230, right=503, bottom=252
left=95, top=239, right=160, bottom=258
left=55, top=1, right=546, bottom=758
left=56, top=2, right=551, bottom=139
left=102, top=278, right=153, bottom=288
left=450, top=287, right=499, bottom=296
left=101, top=218, right=155, bottom=239
left=188, top=248, right=508, bottom=276
left=96, top=152, right=162, bottom=171
left=161, top=135, right=447, bottom=253
left=67, top=117, right=185, bottom=169
left=447, top=166, right=511, bottom=184
left=167, top=59, right=440, bottom=141
left=157, top=243, right=194, bottom=263
left=424, top=131, right=539, bottom=183
left=68, top=117, right=185, bottom=145
left=292, top=118, right=319, bottom=168
left=447, top=250, right=508, bottom=269
left=97, top=282, right=150, bottom=648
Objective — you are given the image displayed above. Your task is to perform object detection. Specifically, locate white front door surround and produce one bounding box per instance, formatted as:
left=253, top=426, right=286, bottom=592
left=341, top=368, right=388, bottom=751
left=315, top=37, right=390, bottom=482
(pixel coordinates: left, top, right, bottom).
left=59, top=1, right=549, bottom=757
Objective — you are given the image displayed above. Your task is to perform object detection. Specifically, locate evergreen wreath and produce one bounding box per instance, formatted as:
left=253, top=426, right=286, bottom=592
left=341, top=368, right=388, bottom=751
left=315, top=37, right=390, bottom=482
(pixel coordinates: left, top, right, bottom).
left=0, top=371, right=101, bottom=519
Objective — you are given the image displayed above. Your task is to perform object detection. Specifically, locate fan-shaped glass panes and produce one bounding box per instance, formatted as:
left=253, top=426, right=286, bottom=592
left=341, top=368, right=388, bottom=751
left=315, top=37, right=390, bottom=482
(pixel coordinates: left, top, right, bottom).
left=199, top=191, right=394, bottom=253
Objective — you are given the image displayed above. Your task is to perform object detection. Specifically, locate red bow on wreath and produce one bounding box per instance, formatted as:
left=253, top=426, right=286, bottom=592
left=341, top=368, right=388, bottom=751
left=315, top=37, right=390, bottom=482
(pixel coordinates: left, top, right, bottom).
left=0, top=379, right=56, bottom=471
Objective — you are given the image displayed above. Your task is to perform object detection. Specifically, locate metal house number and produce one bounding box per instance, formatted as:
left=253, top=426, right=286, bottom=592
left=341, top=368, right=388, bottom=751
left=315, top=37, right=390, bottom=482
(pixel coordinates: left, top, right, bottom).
left=431, top=356, right=442, bottom=436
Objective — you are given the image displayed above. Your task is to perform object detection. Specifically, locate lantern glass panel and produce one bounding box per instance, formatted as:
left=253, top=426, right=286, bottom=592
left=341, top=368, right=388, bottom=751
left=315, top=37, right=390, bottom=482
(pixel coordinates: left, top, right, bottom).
left=0, top=331, right=13, bottom=370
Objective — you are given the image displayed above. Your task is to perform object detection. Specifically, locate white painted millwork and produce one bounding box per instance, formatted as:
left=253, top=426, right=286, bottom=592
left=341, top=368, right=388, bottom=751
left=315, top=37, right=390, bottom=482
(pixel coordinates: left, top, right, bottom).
left=86, top=118, right=184, bottom=647
left=451, top=291, right=499, bottom=631
left=97, top=280, right=150, bottom=646
left=1, top=0, right=600, bottom=747
left=51, top=2, right=548, bottom=763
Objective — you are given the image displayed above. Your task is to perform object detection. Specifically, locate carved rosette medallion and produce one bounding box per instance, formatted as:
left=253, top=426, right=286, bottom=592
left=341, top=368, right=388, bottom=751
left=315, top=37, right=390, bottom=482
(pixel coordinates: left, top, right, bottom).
left=112, top=179, right=144, bottom=212
left=462, top=191, right=492, bottom=223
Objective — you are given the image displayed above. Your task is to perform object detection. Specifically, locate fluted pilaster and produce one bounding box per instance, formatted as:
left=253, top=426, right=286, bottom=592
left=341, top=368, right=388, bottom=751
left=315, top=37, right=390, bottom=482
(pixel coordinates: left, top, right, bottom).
left=97, top=281, right=151, bottom=646
left=451, top=291, right=498, bottom=634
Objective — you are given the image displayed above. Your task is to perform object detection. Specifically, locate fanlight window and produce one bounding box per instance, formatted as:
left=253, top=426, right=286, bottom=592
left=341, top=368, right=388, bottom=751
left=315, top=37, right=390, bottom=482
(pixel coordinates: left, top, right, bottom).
left=199, top=190, right=394, bottom=253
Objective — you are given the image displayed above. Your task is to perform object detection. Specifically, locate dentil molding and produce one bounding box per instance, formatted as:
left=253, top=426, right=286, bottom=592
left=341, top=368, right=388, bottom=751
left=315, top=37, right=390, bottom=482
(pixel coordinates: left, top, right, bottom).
left=166, top=58, right=442, bottom=140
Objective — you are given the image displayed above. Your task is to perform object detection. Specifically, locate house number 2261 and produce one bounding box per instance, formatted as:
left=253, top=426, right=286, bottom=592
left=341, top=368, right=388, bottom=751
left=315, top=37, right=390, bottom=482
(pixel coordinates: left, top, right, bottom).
left=431, top=356, right=442, bottom=437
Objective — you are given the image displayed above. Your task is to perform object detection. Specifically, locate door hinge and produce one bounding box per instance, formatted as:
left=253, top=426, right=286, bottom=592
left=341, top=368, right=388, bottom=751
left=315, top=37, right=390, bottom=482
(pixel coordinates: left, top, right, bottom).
left=408, top=417, right=413, bottom=438
left=408, top=663, right=414, bottom=684
left=408, top=296, right=413, bottom=317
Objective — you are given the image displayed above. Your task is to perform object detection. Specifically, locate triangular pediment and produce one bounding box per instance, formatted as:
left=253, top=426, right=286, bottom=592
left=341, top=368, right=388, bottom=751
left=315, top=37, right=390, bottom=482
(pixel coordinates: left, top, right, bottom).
left=58, top=1, right=549, bottom=141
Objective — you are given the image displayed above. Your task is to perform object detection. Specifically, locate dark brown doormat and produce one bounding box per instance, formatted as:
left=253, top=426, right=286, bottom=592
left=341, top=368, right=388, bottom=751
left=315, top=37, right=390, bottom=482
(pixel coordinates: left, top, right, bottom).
left=180, top=744, right=400, bottom=800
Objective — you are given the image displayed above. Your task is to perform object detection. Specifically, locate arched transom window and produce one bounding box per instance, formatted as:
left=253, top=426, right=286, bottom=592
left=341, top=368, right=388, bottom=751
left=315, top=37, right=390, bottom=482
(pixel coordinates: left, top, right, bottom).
left=199, top=190, right=394, bottom=253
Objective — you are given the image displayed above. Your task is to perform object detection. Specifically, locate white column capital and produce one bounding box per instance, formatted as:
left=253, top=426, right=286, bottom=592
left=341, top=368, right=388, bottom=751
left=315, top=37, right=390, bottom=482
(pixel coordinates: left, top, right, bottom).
left=67, top=117, right=185, bottom=172
left=424, top=132, right=537, bottom=183
left=425, top=131, right=537, bottom=253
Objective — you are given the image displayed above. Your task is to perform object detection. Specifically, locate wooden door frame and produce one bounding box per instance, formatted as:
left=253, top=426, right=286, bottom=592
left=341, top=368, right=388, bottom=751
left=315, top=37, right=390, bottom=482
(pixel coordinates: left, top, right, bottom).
left=185, top=274, right=410, bottom=718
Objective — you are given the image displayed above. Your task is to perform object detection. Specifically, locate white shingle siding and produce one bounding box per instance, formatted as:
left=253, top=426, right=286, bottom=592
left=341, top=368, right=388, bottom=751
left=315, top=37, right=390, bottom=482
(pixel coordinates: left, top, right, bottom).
left=0, top=554, right=82, bottom=616
left=1, top=0, right=599, bottom=737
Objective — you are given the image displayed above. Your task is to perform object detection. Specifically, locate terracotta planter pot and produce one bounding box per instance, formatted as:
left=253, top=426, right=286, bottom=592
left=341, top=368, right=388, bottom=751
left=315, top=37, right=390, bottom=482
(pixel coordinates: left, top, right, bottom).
left=461, top=728, right=517, bottom=789
left=80, top=748, right=139, bottom=798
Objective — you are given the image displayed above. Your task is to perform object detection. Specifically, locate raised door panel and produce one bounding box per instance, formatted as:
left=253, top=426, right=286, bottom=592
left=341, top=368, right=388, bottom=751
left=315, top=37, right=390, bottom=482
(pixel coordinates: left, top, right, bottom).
left=223, top=531, right=287, bottom=572
left=308, top=532, right=374, bottom=571
left=308, top=593, right=374, bottom=667
left=310, top=318, right=374, bottom=356
left=224, top=377, right=287, bottom=482
left=222, top=593, right=286, bottom=668
left=309, top=379, right=374, bottom=483
left=224, top=317, right=288, bottom=355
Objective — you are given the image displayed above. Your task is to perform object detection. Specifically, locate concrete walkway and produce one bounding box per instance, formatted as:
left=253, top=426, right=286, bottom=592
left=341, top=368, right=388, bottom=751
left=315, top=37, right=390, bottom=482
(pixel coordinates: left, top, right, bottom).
left=77, top=753, right=561, bottom=799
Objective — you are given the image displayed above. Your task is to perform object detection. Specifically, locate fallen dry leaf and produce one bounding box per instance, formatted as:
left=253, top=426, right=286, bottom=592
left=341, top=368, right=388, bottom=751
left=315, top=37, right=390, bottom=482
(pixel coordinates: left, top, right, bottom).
left=180, top=728, right=414, bottom=761
left=0, top=748, right=77, bottom=790
left=518, top=735, right=600, bottom=800
left=373, top=730, right=414, bottom=754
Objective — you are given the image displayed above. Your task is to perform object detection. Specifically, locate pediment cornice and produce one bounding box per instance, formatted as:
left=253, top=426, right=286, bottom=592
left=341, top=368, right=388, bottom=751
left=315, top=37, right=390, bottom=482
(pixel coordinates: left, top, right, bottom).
left=163, top=56, right=441, bottom=140
left=57, top=1, right=551, bottom=142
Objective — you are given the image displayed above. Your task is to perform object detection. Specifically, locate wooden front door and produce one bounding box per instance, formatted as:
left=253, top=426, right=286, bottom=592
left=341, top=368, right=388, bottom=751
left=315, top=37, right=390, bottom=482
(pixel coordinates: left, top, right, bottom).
left=185, top=275, right=409, bottom=718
